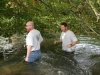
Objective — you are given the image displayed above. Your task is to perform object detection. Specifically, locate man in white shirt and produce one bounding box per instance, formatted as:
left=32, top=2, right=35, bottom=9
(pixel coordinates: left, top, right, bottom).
left=54, top=22, right=78, bottom=55
left=25, top=21, right=43, bottom=64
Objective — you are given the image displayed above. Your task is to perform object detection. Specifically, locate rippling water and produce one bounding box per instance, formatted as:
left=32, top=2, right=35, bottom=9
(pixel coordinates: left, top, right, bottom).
left=0, top=35, right=100, bottom=75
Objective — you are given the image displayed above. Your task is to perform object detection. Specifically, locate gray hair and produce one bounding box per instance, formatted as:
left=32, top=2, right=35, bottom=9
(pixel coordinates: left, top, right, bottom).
left=27, top=21, right=34, bottom=26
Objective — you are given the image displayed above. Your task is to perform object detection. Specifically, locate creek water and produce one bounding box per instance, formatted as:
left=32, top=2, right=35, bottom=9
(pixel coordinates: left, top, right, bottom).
left=0, top=35, right=100, bottom=75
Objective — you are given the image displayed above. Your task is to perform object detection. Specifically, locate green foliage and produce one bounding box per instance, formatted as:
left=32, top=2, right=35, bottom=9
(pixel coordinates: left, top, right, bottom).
left=0, top=0, right=100, bottom=37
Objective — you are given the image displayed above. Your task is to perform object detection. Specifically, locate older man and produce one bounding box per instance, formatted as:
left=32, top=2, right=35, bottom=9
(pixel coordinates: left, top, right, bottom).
left=25, top=21, right=43, bottom=64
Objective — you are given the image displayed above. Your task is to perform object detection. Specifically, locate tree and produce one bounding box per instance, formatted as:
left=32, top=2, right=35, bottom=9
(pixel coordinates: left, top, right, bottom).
left=0, top=0, right=100, bottom=37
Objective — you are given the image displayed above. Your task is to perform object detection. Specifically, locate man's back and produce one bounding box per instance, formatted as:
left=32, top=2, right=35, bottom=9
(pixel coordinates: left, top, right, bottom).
left=26, top=29, right=43, bottom=51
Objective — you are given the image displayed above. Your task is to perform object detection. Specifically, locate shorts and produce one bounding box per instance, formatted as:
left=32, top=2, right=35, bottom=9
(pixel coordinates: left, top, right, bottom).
left=28, top=50, right=41, bottom=64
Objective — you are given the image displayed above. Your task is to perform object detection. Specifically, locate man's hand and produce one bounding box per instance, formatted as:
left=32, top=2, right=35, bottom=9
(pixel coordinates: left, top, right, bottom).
left=67, top=44, right=72, bottom=48
left=25, top=45, right=32, bottom=62
left=67, top=41, right=78, bottom=48
left=25, top=57, right=28, bottom=62
left=54, top=40, right=57, bottom=44
left=54, top=40, right=62, bottom=44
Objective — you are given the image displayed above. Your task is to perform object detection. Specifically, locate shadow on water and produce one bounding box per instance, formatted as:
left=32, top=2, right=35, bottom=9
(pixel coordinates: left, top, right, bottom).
left=90, top=62, right=100, bottom=75
left=0, top=35, right=100, bottom=75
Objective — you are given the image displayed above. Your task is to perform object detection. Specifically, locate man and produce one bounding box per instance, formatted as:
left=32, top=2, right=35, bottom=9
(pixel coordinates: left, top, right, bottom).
left=54, top=22, right=78, bottom=55
left=25, top=21, right=43, bottom=64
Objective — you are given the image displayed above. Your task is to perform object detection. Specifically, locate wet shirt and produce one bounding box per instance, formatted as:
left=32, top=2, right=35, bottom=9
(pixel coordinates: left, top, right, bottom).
left=60, top=30, right=77, bottom=52
left=26, top=29, right=43, bottom=51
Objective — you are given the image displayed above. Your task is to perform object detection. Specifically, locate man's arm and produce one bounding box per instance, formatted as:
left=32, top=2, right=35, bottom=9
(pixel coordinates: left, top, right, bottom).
left=54, top=39, right=62, bottom=44
left=67, top=41, right=78, bottom=48
left=67, top=31, right=78, bottom=48
left=25, top=45, right=32, bottom=62
left=71, top=41, right=78, bottom=46
left=39, top=34, right=43, bottom=43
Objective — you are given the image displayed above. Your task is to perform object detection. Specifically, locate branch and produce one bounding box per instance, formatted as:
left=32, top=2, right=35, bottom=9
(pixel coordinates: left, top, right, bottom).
left=97, top=0, right=100, bottom=4
left=87, top=0, right=100, bottom=22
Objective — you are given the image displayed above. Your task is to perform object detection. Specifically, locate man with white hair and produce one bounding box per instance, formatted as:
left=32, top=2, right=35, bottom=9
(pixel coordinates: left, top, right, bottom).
left=25, top=21, right=43, bottom=64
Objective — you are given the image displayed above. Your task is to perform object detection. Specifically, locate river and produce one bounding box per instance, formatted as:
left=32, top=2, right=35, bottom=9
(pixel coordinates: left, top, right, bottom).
left=0, top=35, right=100, bottom=75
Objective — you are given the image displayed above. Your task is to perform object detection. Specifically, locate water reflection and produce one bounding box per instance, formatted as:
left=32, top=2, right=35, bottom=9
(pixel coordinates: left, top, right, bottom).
left=0, top=35, right=100, bottom=75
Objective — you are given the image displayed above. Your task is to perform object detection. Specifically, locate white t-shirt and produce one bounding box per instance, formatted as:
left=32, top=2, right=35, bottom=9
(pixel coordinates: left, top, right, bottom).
left=26, top=29, right=43, bottom=51
left=60, top=30, right=77, bottom=52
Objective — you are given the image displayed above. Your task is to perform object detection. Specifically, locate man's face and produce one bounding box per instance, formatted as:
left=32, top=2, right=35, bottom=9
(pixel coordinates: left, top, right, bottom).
left=61, top=25, right=67, bottom=32
left=25, top=22, right=32, bottom=32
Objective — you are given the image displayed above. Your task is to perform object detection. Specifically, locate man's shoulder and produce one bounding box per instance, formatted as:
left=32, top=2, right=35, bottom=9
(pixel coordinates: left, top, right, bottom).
left=30, top=29, right=40, bottom=34
left=68, top=30, right=74, bottom=33
left=34, top=29, right=40, bottom=33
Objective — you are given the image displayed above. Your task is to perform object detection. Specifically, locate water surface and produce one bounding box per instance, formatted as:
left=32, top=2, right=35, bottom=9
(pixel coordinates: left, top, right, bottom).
left=0, top=35, right=100, bottom=75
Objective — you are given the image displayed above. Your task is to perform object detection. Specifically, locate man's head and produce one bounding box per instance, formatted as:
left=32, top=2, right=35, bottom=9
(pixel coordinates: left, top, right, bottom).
left=25, top=21, right=34, bottom=32
left=60, top=22, right=68, bottom=32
